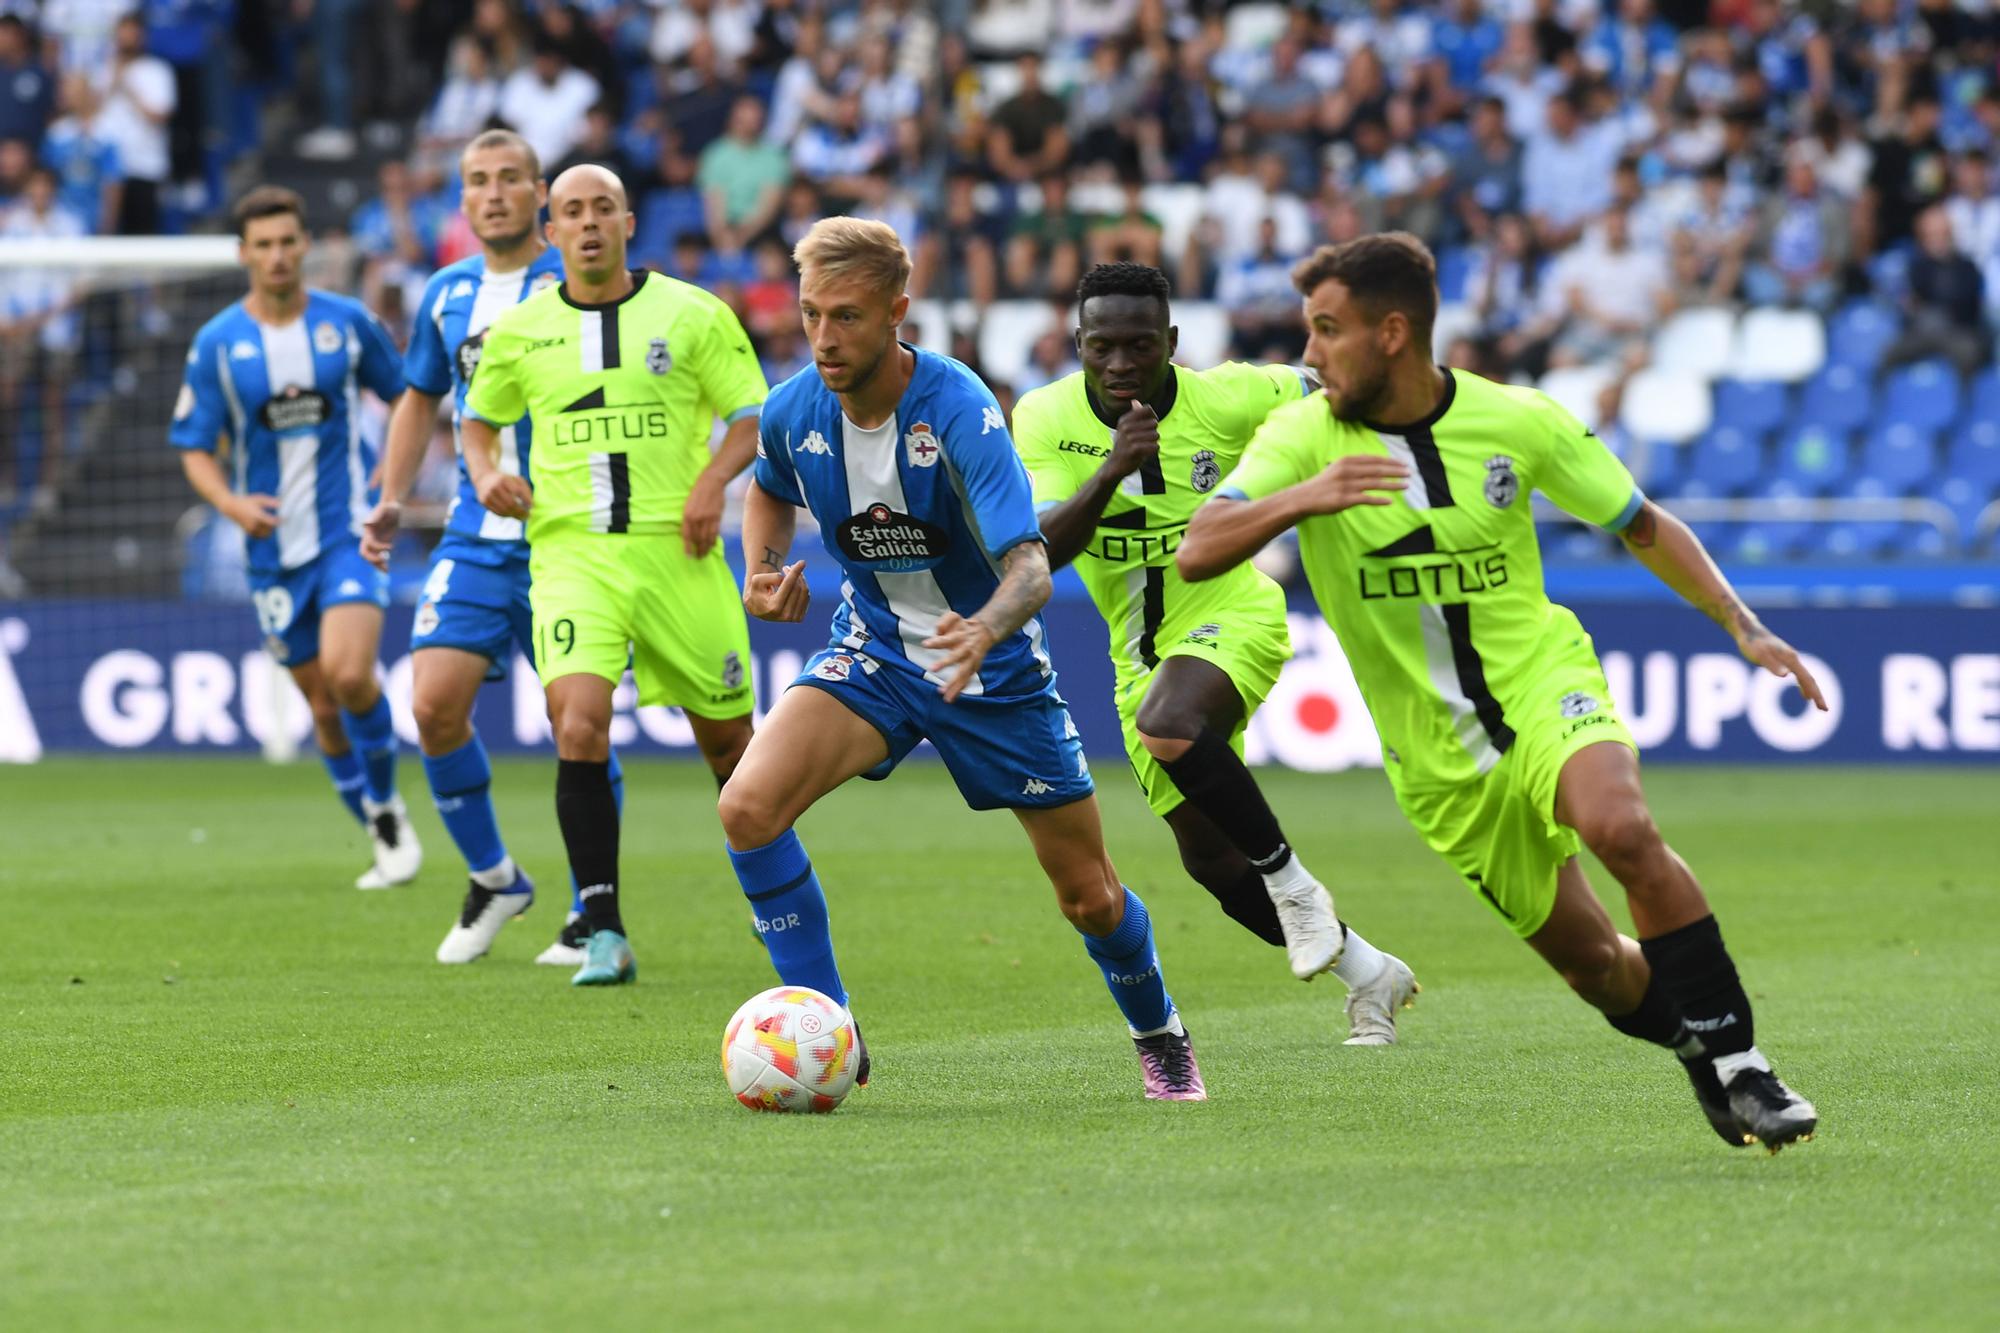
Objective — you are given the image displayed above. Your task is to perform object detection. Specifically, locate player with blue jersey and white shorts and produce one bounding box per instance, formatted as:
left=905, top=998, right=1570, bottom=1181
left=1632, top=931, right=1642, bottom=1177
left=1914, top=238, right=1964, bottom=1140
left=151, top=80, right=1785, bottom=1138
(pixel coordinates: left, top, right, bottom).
left=171, top=186, right=419, bottom=889
left=362, top=129, right=619, bottom=967
left=718, top=218, right=1206, bottom=1100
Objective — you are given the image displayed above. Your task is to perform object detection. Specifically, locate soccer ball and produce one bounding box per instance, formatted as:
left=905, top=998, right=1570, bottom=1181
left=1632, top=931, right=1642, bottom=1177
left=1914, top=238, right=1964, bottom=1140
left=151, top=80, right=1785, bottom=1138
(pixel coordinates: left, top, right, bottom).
left=721, top=985, right=860, bottom=1113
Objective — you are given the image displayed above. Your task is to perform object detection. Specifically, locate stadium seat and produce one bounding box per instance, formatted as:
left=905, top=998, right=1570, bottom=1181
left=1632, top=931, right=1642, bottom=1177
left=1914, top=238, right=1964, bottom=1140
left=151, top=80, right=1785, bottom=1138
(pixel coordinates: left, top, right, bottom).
left=1686, top=425, right=1764, bottom=495
left=1538, top=364, right=1616, bottom=433
left=1795, top=363, right=1873, bottom=432
left=1826, top=300, right=1898, bottom=371
left=1620, top=369, right=1713, bottom=443
left=1711, top=378, right=1789, bottom=435
left=1431, top=301, right=1478, bottom=361
left=1739, top=478, right=1815, bottom=561
left=1966, top=367, right=2000, bottom=423
left=1892, top=522, right=1952, bottom=559
left=1878, top=360, right=1962, bottom=433
left=1224, top=2, right=1292, bottom=49
left=1772, top=423, right=1852, bottom=495
left=902, top=300, right=955, bottom=354
left=1634, top=439, right=1687, bottom=494
left=1435, top=247, right=1474, bottom=303
left=1139, top=184, right=1207, bottom=263
left=978, top=301, right=1062, bottom=387
left=1861, top=422, right=1940, bottom=493
left=1947, top=418, right=2000, bottom=489
left=1731, top=307, right=1826, bottom=383
left=1651, top=306, right=1738, bottom=381
left=1932, top=475, right=1991, bottom=549
left=634, top=188, right=705, bottom=264
left=1173, top=302, right=1230, bottom=367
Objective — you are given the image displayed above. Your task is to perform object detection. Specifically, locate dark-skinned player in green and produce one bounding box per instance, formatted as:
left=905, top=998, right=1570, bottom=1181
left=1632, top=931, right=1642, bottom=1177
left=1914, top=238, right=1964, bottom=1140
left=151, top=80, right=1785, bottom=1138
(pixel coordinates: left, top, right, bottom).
left=1013, top=263, right=1418, bottom=1044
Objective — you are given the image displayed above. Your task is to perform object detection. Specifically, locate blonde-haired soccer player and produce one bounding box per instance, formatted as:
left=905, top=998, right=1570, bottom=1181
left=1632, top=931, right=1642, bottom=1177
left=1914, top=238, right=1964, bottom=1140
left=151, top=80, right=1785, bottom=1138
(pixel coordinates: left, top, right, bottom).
left=717, top=217, right=1207, bottom=1099
left=462, top=165, right=767, bottom=986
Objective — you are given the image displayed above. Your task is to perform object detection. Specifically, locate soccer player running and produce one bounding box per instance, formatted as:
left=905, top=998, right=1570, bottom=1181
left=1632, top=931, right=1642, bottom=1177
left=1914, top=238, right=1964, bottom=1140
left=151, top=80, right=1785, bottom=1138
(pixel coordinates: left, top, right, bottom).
left=720, top=218, right=1206, bottom=1101
left=461, top=165, right=766, bottom=987
left=1014, top=263, right=1417, bottom=1044
left=1180, top=233, right=1820, bottom=1150
left=171, top=187, right=420, bottom=889
left=361, top=129, right=622, bottom=967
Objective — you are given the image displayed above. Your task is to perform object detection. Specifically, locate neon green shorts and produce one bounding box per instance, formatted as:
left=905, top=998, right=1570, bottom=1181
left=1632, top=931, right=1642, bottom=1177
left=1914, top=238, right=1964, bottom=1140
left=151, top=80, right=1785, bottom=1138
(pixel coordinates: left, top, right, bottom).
left=1116, top=585, right=1292, bottom=818
left=529, top=535, right=753, bottom=718
left=1391, top=651, right=1635, bottom=939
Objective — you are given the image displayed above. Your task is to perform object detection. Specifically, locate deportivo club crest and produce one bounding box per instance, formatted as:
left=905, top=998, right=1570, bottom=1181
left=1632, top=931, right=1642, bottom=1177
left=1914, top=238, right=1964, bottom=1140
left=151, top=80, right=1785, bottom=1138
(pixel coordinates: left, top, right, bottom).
left=1484, top=455, right=1519, bottom=508
left=646, top=337, right=672, bottom=375
left=1190, top=449, right=1221, bottom=493
left=1560, top=691, right=1600, bottom=719
left=721, top=650, right=744, bottom=690
left=531, top=271, right=560, bottom=293
left=313, top=321, right=343, bottom=354
left=905, top=421, right=940, bottom=468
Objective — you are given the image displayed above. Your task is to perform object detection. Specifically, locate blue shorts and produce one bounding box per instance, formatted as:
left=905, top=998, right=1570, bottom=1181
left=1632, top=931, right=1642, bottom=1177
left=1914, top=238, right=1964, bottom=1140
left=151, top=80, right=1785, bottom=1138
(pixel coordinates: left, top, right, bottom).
left=409, top=536, right=535, bottom=680
left=793, top=648, right=1094, bottom=812
left=250, top=544, right=390, bottom=666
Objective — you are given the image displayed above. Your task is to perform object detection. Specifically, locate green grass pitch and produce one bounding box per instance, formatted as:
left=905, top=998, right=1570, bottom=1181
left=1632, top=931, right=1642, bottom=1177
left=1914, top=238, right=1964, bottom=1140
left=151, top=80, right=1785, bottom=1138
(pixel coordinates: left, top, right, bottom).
left=3, top=757, right=1996, bottom=1330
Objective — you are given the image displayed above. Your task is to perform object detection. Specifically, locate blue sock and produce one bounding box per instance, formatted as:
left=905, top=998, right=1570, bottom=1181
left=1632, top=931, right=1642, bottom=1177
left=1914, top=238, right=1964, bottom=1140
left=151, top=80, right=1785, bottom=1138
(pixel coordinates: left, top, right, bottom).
left=422, top=736, right=510, bottom=881
left=727, top=829, right=847, bottom=1006
left=341, top=695, right=398, bottom=805
left=321, top=749, right=366, bottom=825
left=572, top=750, right=623, bottom=915
left=1080, top=888, right=1175, bottom=1034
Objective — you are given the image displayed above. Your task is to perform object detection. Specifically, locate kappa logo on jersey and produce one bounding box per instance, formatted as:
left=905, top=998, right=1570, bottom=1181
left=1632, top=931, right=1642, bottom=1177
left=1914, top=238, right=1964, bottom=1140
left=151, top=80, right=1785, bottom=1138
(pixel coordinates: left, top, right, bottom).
left=313, top=321, right=343, bottom=354
left=448, top=280, right=473, bottom=300
left=258, top=386, right=332, bottom=432
left=231, top=340, right=260, bottom=361
left=646, top=336, right=672, bottom=375
left=835, top=504, right=951, bottom=570
left=721, top=650, right=744, bottom=690
left=1484, top=455, right=1519, bottom=508
left=904, top=420, right=939, bottom=468
left=980, top=405, right=1005, bottom=435
left=812, top=653, right=855, bottom=682
left=1190, top=449, right=1221, bottom=493
left=455, top=330, right=485, bottom=384
left=796, top=429, right=832, bottom=456
left=1560, top=691, right=1600, bottom=719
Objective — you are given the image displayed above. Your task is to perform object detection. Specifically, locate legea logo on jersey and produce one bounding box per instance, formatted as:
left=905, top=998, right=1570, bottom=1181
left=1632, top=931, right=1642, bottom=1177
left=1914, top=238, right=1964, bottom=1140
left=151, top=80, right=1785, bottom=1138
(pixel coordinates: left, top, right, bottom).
left=904, top=421, right=940, bottom=468
left=834, top=504, right=951, bottom=570
left=259, top=386, right=332, bottom=433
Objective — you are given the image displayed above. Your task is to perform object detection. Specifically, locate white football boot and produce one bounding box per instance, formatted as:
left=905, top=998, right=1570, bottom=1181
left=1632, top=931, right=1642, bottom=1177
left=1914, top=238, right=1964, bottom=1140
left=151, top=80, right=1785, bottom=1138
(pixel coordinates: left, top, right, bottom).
left=1265, top=863, right=1343, bottom=980
left=534, top=913, right=590, bottom=966
left=1342, top=953, right=1419, bottom=1046
left=355, top=794, right=423, bottom=889
left=436, top=870, right=535, bottom=963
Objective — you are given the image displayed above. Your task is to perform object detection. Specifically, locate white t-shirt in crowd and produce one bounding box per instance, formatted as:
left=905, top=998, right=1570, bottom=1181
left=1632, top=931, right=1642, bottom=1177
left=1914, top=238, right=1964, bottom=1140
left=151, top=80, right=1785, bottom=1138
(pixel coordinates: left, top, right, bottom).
left=497, top=67, right=603, bottom=169
left=93, top=54, right=175, bottom=183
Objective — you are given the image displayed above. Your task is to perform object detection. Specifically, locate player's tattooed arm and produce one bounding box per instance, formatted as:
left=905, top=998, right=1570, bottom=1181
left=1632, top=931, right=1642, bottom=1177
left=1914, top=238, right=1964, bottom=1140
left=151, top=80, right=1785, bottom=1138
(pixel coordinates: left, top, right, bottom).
left=1619, top=499, right=1828, bottom=710
left=759, top=545, right=785, bottom=573
left=925, top=542, right=1052, bottom=703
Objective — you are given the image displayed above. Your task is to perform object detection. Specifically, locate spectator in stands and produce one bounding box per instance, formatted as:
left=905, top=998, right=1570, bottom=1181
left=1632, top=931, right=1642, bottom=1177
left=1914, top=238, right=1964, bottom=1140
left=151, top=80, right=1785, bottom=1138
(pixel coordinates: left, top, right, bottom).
left=1521, top=86, right=1615, bottom=250
left=0, top=16, right=51, bottom=150
left=1085, top=176, right=1163, bottom=269
left=739, top=236, right=797, bottom=340
left=1217, top=215, right=1305, bottom=361
left=985, top=52, right=1069, bottom=186
left=1152, top=31, right=1221, bottom=182
left=968, top=0, right=1055, bottom=60
left=95, top=12, right=173, bottom=236
left=912, top=168, right=997, bottom=304
left=657, top=34, right=742, bottom=157
left=850, top=161, right=922, bottom=249
left=855, top=32, right=920, bottom=138
left=41, top=74, right=121, bottom=236
left=1349, top=104, right=1449, bottom=240
left=1432, top=0, right=1505, bottom=101
left=417, top=36, right=503, bottom=175
left=295, top=0, right=365, bottom=158
left=764, top=9, right=829, bottom=147
left=1449, top=95, right=1523, bottom=244
left=1882, top=204, right=1991, bottom=377
left=1467, top=211, right=1550, bottom=378
left=1787, top=106, right=1873, bottom=201
left=533, top=2, right=623, bottom=120
left=1003, top=170, right=1086, bottom=301
left=469, top=0, right=530, bottom=78
left=699, top=96, right=790, bottom=257
left=0, top=166, right=84, bottom=513
left=1012, top=323, right=1079, bottom=399
left=1865, top=92, right=1948, bottom=254
left=0, top=138, right=31, bottom=223
left=1746, top=157, right=1850, bottom=312
left=792, top=89, right=886, bottom=212
left=1483, top=21, right=1564, bottom=142
left=497, top=35, right=600, bottom=170
left=629, top=129, right=704, bottom=263
left=552, top=104, right=633, bottom=182
left=1671, top=160, right=1754, bottom=307
left=1584, top=0, right=1679, bottom=99
left=352, top=159, right=441, bottom=285
left=39, top=0, right=124, bottom=76
left=775, top=176, right=824, bottom=252
left=1547, top=204, right=1672, bottom=372
left=652, top=0, right=758, bottom=75
left=1942, top=150, right=2000, bottom=315
left=1068, top=36, right=1144, bottom=176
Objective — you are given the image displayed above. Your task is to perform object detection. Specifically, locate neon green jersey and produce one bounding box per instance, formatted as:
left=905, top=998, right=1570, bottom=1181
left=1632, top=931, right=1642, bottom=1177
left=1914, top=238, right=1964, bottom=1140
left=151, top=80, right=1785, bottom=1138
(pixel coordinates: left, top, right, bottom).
left=1013, top=362, right=1307, bottom=680
left=465, top=270, right=766, bottom=542
left=1218, top=369, right=1644, bottom=788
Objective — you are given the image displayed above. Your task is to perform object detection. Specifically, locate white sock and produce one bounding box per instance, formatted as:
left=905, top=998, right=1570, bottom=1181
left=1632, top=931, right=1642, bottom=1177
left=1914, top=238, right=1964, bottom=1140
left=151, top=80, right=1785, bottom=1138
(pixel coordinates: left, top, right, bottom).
left=1260, top=850, right=1319, bottom=899
left=470, top=855, right=518, bottom=890
left=1331, top=927, right=1388, bottom=989
left=1712, top=1046, right=1770, bottom=1087
left=1130, top=1011, right=1187, bottom=1040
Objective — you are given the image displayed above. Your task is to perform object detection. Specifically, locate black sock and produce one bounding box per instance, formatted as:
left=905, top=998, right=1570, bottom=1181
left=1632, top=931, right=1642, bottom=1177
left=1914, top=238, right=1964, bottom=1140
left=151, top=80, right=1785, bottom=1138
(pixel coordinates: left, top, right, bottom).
left=1604, top=970, right=1702, bottom=1058
left=1639, top=915, right=1754, bottom=1057
left=556, top=759, right=622, bottom=935
left=1158, top=729, right=1292, bottom=871
left=1204, top=866, right=1287, bottom=947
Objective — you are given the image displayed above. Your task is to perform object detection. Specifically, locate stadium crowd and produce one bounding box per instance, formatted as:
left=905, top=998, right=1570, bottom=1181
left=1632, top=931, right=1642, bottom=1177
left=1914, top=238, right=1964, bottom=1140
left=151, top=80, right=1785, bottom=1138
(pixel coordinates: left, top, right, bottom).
left=2, top=0, right=1999, bottom=559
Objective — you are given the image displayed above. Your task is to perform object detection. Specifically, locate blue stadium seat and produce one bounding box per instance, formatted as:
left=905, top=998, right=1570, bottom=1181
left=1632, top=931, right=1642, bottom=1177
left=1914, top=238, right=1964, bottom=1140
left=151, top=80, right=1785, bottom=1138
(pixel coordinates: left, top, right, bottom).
left=1826, top=301, right=1899, bottom=371
left=1740, top=478, right=1814, bottom=560
left=633, top=187, right=707, bottom=264
left=1933, top=476, right=1991, bottom=549
left=1629, top=439, right=1685, bottom=493
left=1966, top=367, right=2000, bottom=424
left=1435, top=246, right=1473, bottom=303
left=1892, top=521, right=1952, bottom=559
left=1687, top=425, right=1766, bottom=495
left=1860, top=422, right=1939, bottom=493
left=1795, top=364, right=1873, bottom=432
left=1878, top=360, right=1962, bottom=433
left=1947, top=419, right=2000, bottom=489
left=1772, top=423, right=1852, bottom=495
left=1815, top=521, right=1895, bottom=559
left=1710, top=379, right=1789, bottom=435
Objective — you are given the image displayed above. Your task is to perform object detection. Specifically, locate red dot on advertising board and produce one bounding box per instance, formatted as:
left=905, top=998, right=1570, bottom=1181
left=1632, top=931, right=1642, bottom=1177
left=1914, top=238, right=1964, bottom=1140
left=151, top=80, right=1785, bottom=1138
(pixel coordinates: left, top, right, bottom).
left=1296, top=693, right=1339, bottom=734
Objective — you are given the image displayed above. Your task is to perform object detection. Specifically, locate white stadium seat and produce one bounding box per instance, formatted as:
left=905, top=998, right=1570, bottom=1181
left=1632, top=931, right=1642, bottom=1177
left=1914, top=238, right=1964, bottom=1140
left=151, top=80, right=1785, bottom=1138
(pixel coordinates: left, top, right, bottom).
left=1224, top=3, right=1292, bottom=50
left=978, top=300, right=1063, bottom=387
left=1733, top=306, right=1827, bottom=383
left=1538, top=364, right=1617, bottom=434
left=1431, top=301, right=1478, bottom=361
left=1141, top=183, right=1208, bottom=263
left=1619, top=368, right=1714, bottom=443
left=1650, top=306, right=1738, bottom=381
left=1172, top=302, right=1230, bottom=368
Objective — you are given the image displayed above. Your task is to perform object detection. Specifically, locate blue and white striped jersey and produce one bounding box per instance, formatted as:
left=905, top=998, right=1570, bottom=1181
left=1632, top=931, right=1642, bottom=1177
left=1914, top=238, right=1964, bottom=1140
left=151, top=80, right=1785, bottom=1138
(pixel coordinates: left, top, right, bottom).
left=754, top=346, right=1055, bottom=699
left=403, top=248, right=565, bottom=554
left=170, top=290, right=405, bottom=574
